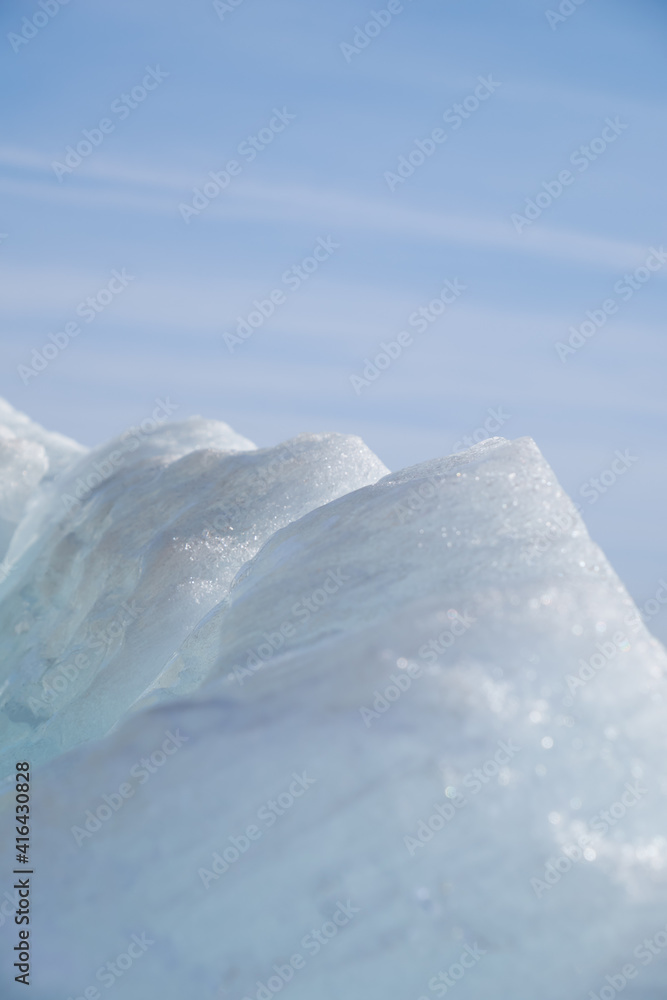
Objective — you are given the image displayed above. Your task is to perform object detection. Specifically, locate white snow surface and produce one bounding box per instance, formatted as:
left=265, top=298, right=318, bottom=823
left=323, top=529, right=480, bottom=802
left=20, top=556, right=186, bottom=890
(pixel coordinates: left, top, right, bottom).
left=0, top=399, right=666, bottom=1000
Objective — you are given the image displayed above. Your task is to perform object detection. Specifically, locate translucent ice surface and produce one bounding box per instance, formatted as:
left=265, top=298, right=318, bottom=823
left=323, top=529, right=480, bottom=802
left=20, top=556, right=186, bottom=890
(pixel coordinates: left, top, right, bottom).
left=0, top=399, right=85, bottom=561
left=0, top=401, right=666, bottom=1000
left=0, top=413, right=387, bottom=772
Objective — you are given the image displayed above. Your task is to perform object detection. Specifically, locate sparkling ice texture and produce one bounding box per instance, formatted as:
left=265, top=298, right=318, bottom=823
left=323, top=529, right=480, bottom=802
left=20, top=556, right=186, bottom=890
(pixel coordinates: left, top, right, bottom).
left=0, top=397, right=665, bottom=999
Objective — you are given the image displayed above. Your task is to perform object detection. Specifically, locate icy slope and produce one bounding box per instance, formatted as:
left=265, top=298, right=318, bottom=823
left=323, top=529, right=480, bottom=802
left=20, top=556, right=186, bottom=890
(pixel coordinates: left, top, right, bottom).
left=0, top=413, right=387, bottom=772
left=0, top=410, right=666, bottom=1000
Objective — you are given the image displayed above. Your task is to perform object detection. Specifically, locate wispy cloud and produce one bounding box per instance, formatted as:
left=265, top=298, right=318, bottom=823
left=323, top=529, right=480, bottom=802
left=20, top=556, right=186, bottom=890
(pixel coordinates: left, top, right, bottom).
left=0, top=146, right=654, bottom=272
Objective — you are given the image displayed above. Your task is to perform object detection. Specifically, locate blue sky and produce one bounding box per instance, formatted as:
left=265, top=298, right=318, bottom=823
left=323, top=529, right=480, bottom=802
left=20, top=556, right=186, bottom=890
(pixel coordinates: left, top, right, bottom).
left=1, top=0, right=666, bottom=638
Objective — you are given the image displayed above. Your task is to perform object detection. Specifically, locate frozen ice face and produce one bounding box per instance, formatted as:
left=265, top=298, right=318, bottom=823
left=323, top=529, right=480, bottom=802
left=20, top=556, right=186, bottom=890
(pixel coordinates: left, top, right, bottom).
left=0, top=398, right=85, bottom=562
left=0, top=412, right=388, bottom=770
left=0, top=405, right=665, bottom=1000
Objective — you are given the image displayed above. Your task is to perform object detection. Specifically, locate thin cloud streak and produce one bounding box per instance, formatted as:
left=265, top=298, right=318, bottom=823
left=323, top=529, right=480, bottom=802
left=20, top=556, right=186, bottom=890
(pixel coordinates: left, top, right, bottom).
left=0, top=147, right=654, bottom=272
